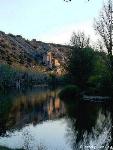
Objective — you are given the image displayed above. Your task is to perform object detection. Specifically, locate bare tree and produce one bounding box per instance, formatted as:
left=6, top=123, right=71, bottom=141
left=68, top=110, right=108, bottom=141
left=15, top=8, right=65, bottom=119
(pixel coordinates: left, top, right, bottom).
left=94, top=0, right=113, bottom=56
left=70, top=32, right=90, bottom=48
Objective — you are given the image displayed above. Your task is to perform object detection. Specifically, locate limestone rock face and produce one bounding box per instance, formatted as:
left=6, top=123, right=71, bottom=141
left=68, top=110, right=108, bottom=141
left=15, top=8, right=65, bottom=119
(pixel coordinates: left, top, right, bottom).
left=0, top=31, right=72, bottom=74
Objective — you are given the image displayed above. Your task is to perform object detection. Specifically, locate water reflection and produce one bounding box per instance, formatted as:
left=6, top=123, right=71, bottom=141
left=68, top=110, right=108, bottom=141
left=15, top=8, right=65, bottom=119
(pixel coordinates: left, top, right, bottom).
left=64, top=100, right=113, bottom=150
left=0, top=87, right=65, bottom=132
left=66, top=109, right=112, bottom=150
left=0, top=88, right=113, bottom=150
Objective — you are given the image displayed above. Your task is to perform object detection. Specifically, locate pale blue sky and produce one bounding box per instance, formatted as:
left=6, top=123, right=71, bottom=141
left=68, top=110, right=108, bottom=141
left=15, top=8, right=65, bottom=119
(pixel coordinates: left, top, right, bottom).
left=0, top=0, right=107, bottom=44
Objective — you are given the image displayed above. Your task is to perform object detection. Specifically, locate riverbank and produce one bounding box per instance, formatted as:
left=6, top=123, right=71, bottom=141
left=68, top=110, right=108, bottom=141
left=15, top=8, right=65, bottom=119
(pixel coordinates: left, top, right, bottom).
left=59, top=85, right=113, bottom=103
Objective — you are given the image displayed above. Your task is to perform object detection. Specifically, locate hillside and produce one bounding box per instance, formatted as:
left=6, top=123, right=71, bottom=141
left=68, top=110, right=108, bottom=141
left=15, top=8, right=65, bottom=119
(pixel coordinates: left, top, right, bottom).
left=0, top=31, right=71, bottom=74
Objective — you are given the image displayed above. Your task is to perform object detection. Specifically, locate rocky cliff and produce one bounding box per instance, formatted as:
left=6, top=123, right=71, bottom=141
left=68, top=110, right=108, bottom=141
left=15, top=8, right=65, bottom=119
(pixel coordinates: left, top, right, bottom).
left=0, top=31, right=71, bottom=73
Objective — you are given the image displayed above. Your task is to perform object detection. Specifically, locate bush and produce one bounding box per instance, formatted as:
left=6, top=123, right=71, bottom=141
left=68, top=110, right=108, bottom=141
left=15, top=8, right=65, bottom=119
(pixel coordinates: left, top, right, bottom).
left=88, top=75, right=113, bottom=96
left=87, top=52, right=113, bottom=96
left=59, top=85, right=80, bottom=101
left=67, top=47, right=95, bottom=88
left=0, top=64, right=49, bottom=89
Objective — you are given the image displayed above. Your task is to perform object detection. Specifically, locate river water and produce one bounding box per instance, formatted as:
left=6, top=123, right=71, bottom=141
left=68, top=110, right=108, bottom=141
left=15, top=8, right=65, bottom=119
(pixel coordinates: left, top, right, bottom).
left=0, top=87, right=113, bottom=150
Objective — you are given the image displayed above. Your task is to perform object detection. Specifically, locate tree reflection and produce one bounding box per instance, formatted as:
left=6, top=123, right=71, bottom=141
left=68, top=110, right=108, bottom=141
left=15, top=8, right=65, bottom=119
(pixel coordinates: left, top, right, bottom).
left=64, top=100, right=112, bottom=150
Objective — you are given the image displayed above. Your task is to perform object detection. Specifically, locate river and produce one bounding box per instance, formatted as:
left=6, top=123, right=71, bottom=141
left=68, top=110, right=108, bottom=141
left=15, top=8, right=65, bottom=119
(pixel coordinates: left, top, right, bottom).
left=0, top=87, right=113, bottom=150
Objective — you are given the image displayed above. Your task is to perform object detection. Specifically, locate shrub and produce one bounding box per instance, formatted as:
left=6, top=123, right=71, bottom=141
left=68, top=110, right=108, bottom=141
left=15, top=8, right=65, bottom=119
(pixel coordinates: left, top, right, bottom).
left=59, top=85, right=80, bottom=101
left=67, top=47, right=95, bottom=88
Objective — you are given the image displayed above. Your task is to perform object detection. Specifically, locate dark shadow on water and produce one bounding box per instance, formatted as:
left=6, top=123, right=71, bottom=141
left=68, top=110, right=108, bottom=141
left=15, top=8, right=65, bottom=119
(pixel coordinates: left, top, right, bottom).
left=63, top=98, right=113, bottom=149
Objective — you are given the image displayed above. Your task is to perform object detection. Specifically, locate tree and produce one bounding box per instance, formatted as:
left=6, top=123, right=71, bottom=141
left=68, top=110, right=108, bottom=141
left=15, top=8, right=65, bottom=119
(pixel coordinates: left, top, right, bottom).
left=66, top=32, right=95, bottom=88
left=68, top=47, right=95, bottom=88
left=94, top=0, right=113, bottom=56
left=70, top=32, right=90, bottom=48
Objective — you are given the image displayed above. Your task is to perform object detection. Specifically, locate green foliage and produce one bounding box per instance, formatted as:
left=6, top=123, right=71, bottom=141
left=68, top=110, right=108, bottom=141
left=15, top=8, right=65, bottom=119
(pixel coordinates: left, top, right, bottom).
left=0, top=64, right=49, bottom=89
left=59, top=85, right=80, bottom=101
left=68, top=47, right=95, bottom=88
left=66, top=34, right=113, bottom=96
left=48, top=72, right=57, bottom=85
left=0, top=64, right=16, bottom=88
left=87, top=51, right=113, bottom=95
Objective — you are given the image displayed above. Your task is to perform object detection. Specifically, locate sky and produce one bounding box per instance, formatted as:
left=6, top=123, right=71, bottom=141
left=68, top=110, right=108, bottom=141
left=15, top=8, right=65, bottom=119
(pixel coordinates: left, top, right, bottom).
left=0, top=0, right=107, bottom=44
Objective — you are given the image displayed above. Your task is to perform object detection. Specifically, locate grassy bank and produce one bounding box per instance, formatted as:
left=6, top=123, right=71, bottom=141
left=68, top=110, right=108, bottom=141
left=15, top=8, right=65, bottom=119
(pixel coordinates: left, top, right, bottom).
left=0, top=64, right=50, bottom=89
